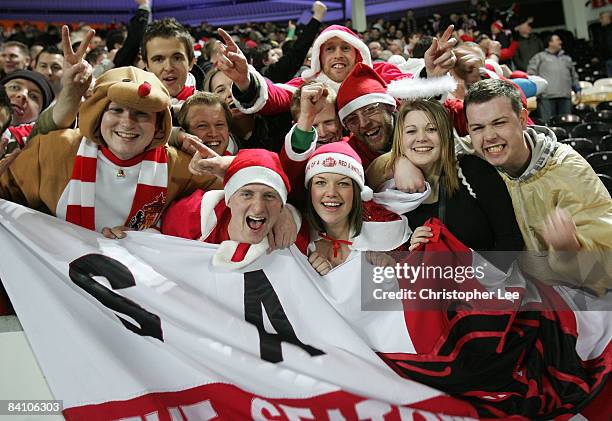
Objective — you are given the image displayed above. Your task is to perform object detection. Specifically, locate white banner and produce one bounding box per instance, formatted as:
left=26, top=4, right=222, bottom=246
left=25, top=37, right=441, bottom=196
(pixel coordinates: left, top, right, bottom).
left=0, top=200, right=478, bottom=420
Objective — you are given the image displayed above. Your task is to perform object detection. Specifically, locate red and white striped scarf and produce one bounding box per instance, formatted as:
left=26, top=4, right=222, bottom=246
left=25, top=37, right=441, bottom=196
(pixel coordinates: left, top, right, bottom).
left=65, top=138, right=168, bottom=231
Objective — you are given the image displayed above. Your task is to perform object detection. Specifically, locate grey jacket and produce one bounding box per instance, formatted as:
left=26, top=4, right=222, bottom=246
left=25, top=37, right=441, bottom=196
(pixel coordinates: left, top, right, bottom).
left=527, top=49, right=579, bottom=98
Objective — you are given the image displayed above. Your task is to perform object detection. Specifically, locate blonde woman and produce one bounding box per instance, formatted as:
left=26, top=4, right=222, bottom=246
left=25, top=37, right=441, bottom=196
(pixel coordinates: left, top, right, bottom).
left=368, top=100, right=523, bottom=263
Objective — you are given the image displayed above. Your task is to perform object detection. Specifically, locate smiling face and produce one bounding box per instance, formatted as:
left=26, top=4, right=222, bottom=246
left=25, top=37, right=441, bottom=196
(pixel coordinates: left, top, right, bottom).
left=466, top=96, right=531, bottom=177
left=344, top=103, right=394, bottom=153
left=310, top=173, right=354, bottom=230
left=1, top=45, right=30, bottom=74
left=34, top=52, right=63, bottom=90
left=401, top=110, right=442, bottom=174
left=320, top=37, right=358, bottom=83
left=314, top=102, right=342, bottom=146
left=100, top=102, right=158, bottom=160
left=227, top=184, right=283, bottom=244
left=209, top=70, right=242, bottom=118
left=145, top=37, right=194, bottom=97
left=4, top=78, right=43, bottom=125
left=185, top=103, right=230, bottom=155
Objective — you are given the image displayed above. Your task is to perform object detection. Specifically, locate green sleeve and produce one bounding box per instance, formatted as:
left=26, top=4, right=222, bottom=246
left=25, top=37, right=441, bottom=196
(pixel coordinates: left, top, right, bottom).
left=291, top=126, right=315, bottom=153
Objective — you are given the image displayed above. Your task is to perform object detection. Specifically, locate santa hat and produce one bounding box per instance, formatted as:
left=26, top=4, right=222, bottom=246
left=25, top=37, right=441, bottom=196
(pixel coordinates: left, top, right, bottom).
left=301, top=25, right=372, bottom=80
left=223, top=149, right=290, bottom=205
left=336, top=63, right=396, bottom=123
left=337, top=63, right=457, bottom=125
left=304, top=142, right=373, bottom=201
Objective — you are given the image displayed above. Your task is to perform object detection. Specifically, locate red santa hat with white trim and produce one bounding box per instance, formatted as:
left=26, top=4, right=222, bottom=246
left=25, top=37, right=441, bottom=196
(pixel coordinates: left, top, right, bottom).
left=304, top=142, right=373, bottom=201
left=336, top=63, right=458, bottom=125
left=301, top=25, right=372, bottom=80
left=224, top=149, right=291, bottom=204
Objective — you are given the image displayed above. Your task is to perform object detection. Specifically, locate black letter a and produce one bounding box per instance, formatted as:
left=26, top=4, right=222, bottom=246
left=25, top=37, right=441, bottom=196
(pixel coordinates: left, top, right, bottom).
left=244, top=270, right=324, bottom=363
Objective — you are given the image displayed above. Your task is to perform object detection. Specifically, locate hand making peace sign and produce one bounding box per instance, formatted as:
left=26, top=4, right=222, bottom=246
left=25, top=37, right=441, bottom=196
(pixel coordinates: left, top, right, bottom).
left=424, top=25, right=458, bottom=78
left=60, top=25, right=95, bottom=98
left=215, top=28, right=251, bottom=92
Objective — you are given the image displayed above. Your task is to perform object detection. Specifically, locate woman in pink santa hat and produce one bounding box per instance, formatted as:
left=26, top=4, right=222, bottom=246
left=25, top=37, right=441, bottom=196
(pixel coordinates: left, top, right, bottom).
left=296, top=141, right=417, bottom=275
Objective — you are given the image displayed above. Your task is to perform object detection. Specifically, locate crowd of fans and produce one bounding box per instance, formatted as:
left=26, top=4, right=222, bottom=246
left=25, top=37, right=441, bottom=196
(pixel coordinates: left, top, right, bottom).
left=0, top=0, right=611, bottom=417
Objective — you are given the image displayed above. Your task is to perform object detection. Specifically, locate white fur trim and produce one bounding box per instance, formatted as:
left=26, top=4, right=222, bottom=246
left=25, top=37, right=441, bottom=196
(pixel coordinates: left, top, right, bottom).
left=212, top=238, right=269, bottom=270
left=351, top=217, right=411, bottom=251
left=284, top=124, right=317, bottom=162
left=387, top=74, right=457, bottom=100
left=302, top=29, right=372, bottom=80
left=304, top=152, right=365, bottom=190
left=199, top=190, right=225, bottom=241
left=233, top=66, right=269, bottom=114
left=275, top=83, right=298, bottom=93
left=338, top=92, right=397, bottom=123
left=224, top=166, right=288, bottom=204
left=361, top=185, right=373, bottom=201
left=372, top=179, right=431, bottom=215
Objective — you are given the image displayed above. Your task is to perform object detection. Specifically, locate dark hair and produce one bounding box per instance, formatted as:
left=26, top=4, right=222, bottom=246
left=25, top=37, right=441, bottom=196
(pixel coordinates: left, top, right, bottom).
left=305, top=178, right=363, bottom=237
left=177, top=91, right=232, bottom=132
left=34, top=45, right=62, bottom=66
left=464, top=78, right=523, bottom=116
left=544, top=33, right=558, bottom=47
left=412, top=35, right=433, bottom=58
left=85, top=47, right=106, bottom=65
left=142, top=18, right=194, bottom=64
left=250, top=44, right=272, bottom=71
left=106, top=30, right=125, bottom=51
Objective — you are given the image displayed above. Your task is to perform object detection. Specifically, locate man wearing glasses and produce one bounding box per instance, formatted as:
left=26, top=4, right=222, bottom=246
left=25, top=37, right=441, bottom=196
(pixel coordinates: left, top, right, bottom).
left=336, top=62, right=456, bottom=169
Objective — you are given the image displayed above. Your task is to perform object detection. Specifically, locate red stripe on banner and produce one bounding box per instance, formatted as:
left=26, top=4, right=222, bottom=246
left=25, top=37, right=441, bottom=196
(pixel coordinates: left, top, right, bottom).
left=66, top=205, right=95, bottom=230
left=547, top=367, right=591, bottom=394
left=62, top=382, right=479, bottom=421
left=73, top=156, right=98, bottom=182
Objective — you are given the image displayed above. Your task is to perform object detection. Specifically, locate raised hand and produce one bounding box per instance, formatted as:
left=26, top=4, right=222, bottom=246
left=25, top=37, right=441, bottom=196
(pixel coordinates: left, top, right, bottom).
left=296, top=82, right=329, bottom=131
left=424, top=25, right=458, bottom=78
left=187, top=137, right=234, bottom=179
left=312, top=1, right=327, bottom=22
left=542, top=207, right=581, bottom=252
left=216, top=28, right=250, bottom=92
left=60, top=25, right=94, bottom=98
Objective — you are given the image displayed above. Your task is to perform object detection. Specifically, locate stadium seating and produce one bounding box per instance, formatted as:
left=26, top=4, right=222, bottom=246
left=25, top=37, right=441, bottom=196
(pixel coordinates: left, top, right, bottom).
left=596, top=101, right=612, bottom=111
left=571, top=122, right=612, bottom=143
left=549, top=126, right=568, bottom=140
left=572, top=103, right=595, bottom=118
left=599, top=134, right=612, bottom=152
left=547, top=114, right=582, bottom=131
left=598, top=173, right=612, bottom=194
left=561, top=138, right=596, bottom=156
left=586, top=152, right=612, bottom=176
left=584, top=110, right=612, bottom=123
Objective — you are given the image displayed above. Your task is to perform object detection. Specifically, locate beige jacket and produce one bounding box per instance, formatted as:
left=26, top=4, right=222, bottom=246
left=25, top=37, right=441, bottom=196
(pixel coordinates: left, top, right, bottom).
left=501, top=127, right=612, bottom=296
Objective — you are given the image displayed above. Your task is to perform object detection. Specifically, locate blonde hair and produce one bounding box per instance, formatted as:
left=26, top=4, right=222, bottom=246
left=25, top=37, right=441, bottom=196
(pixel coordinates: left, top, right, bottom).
left=390, top=100, right=459, bottom=196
